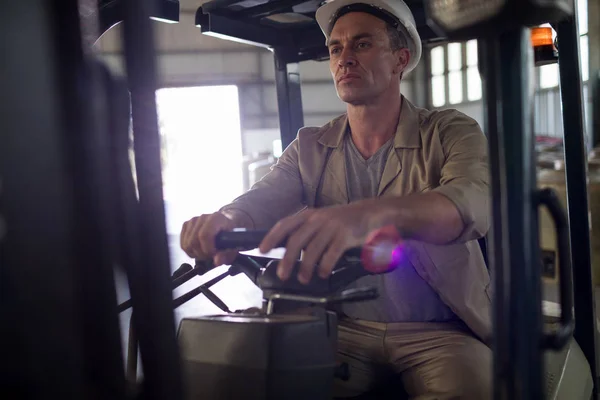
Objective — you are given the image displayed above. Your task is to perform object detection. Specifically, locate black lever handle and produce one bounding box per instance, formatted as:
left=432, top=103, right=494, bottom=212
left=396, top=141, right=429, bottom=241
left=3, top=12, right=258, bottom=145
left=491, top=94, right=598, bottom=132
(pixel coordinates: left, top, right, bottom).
left=327, top=287, right=379, bottom=305
left=538, top=188, right=574, bottom=349
left=118, top=263, right=194, bottom=313
left=215, top=229, right=286, bottom=250
left=171, top=263, right=196, bottom=289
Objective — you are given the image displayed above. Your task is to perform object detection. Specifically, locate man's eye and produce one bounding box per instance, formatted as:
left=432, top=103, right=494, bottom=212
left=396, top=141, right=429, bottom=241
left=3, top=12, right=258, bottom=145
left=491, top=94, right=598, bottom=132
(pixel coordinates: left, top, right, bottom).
left=330, top=47, right=341, bottom=54
left=357, top=42, right=370, bottom=49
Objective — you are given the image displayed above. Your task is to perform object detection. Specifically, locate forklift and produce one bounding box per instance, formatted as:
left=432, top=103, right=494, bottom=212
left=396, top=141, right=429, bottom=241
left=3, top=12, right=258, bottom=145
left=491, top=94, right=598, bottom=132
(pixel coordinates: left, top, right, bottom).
left=0, top=0, right=597, bottom=399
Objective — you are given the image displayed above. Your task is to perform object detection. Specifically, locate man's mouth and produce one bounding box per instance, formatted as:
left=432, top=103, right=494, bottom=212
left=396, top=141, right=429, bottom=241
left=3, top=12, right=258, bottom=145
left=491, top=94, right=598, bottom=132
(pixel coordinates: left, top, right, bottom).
left=338, top=73, right=361, bottom=83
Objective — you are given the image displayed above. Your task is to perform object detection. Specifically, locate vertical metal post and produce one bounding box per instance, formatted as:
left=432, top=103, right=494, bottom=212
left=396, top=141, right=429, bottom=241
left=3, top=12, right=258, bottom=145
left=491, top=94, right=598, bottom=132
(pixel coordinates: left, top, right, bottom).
left=1, top=1, right=127, bottom=398
left=594, top=73, right=600, bottom=147
left=480, top=35, right=511, bottom=400
left=0, top=1, right=86, bottom=398
left=589, top=0, right=600, bottom=148
left=121, top=0, right=184, bottom=399
left=273, top=49, right=305, bottom=149
left=485, top=28, right=544, bottom=400
left=556, top=11, right=599, bottom=393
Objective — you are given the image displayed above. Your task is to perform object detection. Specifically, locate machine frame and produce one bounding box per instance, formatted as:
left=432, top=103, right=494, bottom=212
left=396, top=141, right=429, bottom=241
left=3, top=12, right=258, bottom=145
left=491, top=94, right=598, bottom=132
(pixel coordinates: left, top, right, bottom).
left=190, top=1, right=600, bottom=398
left=1, top=0, right=598, bottom=399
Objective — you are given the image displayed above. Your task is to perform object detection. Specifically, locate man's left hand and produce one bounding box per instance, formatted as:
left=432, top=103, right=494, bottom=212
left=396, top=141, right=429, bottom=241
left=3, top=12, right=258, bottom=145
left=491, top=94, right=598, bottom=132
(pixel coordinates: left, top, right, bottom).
left=258, top=202, right=386, bottom=284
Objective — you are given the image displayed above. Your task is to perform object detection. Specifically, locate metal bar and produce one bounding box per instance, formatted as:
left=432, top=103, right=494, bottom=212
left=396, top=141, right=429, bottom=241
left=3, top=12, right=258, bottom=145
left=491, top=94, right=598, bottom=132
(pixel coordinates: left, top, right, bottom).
left=594, top=74, right=600, bottom=147
left=481, top=34, right=512, bottom=400
left=556, top=12, right=600, bottom=393
left=126, top=312, right=138, bottom=384
left=504, top=27, right=544, bottom=400
left=0, top=1, right=88, bottom=398
left=118, top=263, right=194, bottom=313
left=274, top=49, right=305, bottom=149
left=201, top=0, right=243, bottom=13
left=196, top=11, right=292, bottom=48
left=120, top=0, right=184, bottom=398
left=238, top=0, right=310, bottom=19
left=590, top=0, right=600, bottom=148
left=284, top=47, right=330, bottom=64
left=488, top=28, right=544, bottom=399
left=55, top=6, right=129, bottom=398
left=1, top=1, right=129, bottom=398
left=172, top=271, right=231, bottom=310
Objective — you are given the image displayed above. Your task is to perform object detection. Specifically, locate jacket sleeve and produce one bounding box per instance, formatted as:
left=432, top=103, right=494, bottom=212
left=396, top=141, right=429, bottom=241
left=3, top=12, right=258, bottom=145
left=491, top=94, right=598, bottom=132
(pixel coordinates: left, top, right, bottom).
left=431, top=111, right=490, bottom=243
left=219, top=137, right=306, bottom=230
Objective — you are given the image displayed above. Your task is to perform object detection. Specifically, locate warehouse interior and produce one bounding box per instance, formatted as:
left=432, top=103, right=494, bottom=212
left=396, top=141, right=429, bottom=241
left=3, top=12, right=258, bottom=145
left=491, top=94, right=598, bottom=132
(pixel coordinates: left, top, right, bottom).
left=3, top=0, right=600, bottom=398
left=86, top=6, right=600, bottom=386
left=93, top=0, right=599, bottom=313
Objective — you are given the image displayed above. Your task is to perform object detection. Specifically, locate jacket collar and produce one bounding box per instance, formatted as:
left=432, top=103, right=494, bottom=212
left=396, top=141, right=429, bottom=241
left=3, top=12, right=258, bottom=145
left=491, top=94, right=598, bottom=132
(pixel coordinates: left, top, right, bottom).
left=317, top=95, right=422, bottom=149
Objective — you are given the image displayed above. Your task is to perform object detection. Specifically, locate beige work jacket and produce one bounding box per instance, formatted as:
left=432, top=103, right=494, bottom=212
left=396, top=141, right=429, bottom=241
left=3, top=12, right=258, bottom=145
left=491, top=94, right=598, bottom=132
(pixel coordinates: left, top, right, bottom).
left=222, top=97, right=492, bottom=345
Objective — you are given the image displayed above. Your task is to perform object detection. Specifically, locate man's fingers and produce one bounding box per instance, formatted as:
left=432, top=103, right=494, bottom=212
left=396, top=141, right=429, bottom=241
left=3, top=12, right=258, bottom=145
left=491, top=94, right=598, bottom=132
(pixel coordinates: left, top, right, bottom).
left=197, top=215, right=218, bottom=257
left=259, top=213, right=307, bottom=254
left=180, top=220, right=197, bottom=258
left=277, top=216, right=323, bottom=282
left=198, top=213, right=234, bottom=258
left=214, top=250, right=238, bottom=266
left=180, top=213, right=237, bottom=262
left=181, top=216, right=206, bottom=259
left=318, top=237, right=349, bottom=279
left=180, top=220, right=190, bottom=249
left=297, top=224, right=336, bottom=283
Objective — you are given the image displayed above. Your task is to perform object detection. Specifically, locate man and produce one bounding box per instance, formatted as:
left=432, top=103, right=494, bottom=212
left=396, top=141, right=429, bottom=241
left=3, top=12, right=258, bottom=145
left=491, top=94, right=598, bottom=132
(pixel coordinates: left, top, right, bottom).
left=180, top=0, right=492, bottom=398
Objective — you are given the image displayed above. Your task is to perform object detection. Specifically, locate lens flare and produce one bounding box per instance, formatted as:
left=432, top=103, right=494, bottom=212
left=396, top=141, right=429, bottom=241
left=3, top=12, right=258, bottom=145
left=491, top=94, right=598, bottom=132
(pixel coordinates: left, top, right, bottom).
left=360, top=225, right=406, bottom=274
left=361, top=241, right=405, bottom=273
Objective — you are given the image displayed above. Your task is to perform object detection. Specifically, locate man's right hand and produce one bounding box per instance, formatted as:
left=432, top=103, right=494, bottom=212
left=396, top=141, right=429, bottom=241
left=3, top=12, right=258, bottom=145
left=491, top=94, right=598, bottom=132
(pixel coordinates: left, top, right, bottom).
left=180, top=212, right=238, bottom=266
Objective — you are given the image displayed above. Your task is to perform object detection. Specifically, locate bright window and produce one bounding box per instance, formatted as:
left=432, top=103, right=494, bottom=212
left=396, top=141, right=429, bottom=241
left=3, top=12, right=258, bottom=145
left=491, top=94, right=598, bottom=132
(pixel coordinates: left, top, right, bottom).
left=429, top=40, right=482, bottom=107
left=466, top=40, right=482, bottom=101
left=448, top=43, right=463, bottom=104
left=156, top=85, right=263, bottom=314
left=540, top=64, right=560, bottom=89
left=430, top=46, right=446, bottom=107
left=156, top=85, right=244, bottom=253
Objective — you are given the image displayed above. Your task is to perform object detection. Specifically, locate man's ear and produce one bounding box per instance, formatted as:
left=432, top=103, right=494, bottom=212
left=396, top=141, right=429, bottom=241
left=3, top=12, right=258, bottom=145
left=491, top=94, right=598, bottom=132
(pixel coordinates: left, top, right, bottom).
left=395, top=48, right=411, bottom=76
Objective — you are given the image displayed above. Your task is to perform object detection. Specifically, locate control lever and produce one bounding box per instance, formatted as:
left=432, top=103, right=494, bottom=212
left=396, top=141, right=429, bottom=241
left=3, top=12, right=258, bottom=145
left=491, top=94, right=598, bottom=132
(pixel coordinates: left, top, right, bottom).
left=118, top=262, right=193, bottom=312
left=327, top=287, right=379, bottom=305
left=265, top=286, right=379, bottom=314
left=172, top=269, right=232, bottom=312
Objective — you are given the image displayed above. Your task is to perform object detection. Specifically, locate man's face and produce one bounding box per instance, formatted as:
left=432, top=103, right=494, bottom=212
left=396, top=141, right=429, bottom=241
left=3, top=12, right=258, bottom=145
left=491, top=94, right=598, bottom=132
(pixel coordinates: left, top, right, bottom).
left=328, top=12, right=410, bottom=105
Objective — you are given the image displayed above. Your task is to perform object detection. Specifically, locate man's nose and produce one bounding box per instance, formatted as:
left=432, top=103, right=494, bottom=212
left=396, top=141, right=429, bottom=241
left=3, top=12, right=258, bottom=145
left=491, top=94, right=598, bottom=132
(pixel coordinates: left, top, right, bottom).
left=337, top=49, right=357, bottom=68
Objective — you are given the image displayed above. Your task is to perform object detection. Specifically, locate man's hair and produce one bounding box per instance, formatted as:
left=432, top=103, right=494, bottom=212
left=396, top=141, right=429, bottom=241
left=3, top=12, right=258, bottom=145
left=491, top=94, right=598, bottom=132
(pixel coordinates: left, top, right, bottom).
left=386, top=24, right=409, bottom=51
left=386, top=24, right=409, bottom=80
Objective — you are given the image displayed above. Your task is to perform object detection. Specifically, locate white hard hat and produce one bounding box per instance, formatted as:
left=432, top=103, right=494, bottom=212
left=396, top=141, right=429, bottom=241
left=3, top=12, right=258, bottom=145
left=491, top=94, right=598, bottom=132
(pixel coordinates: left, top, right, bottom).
left=315, top=0, right=422, bottom=74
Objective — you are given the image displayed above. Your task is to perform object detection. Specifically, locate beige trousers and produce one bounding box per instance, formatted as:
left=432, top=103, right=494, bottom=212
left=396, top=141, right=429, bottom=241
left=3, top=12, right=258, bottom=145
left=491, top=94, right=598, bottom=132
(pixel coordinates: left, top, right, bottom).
left=333, top=317, right=492, bottom=400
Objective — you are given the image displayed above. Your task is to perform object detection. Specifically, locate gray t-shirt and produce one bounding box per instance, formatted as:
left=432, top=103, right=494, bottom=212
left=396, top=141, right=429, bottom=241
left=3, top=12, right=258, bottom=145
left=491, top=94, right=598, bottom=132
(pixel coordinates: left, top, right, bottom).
left=340, top=133, right=457, bottom=323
